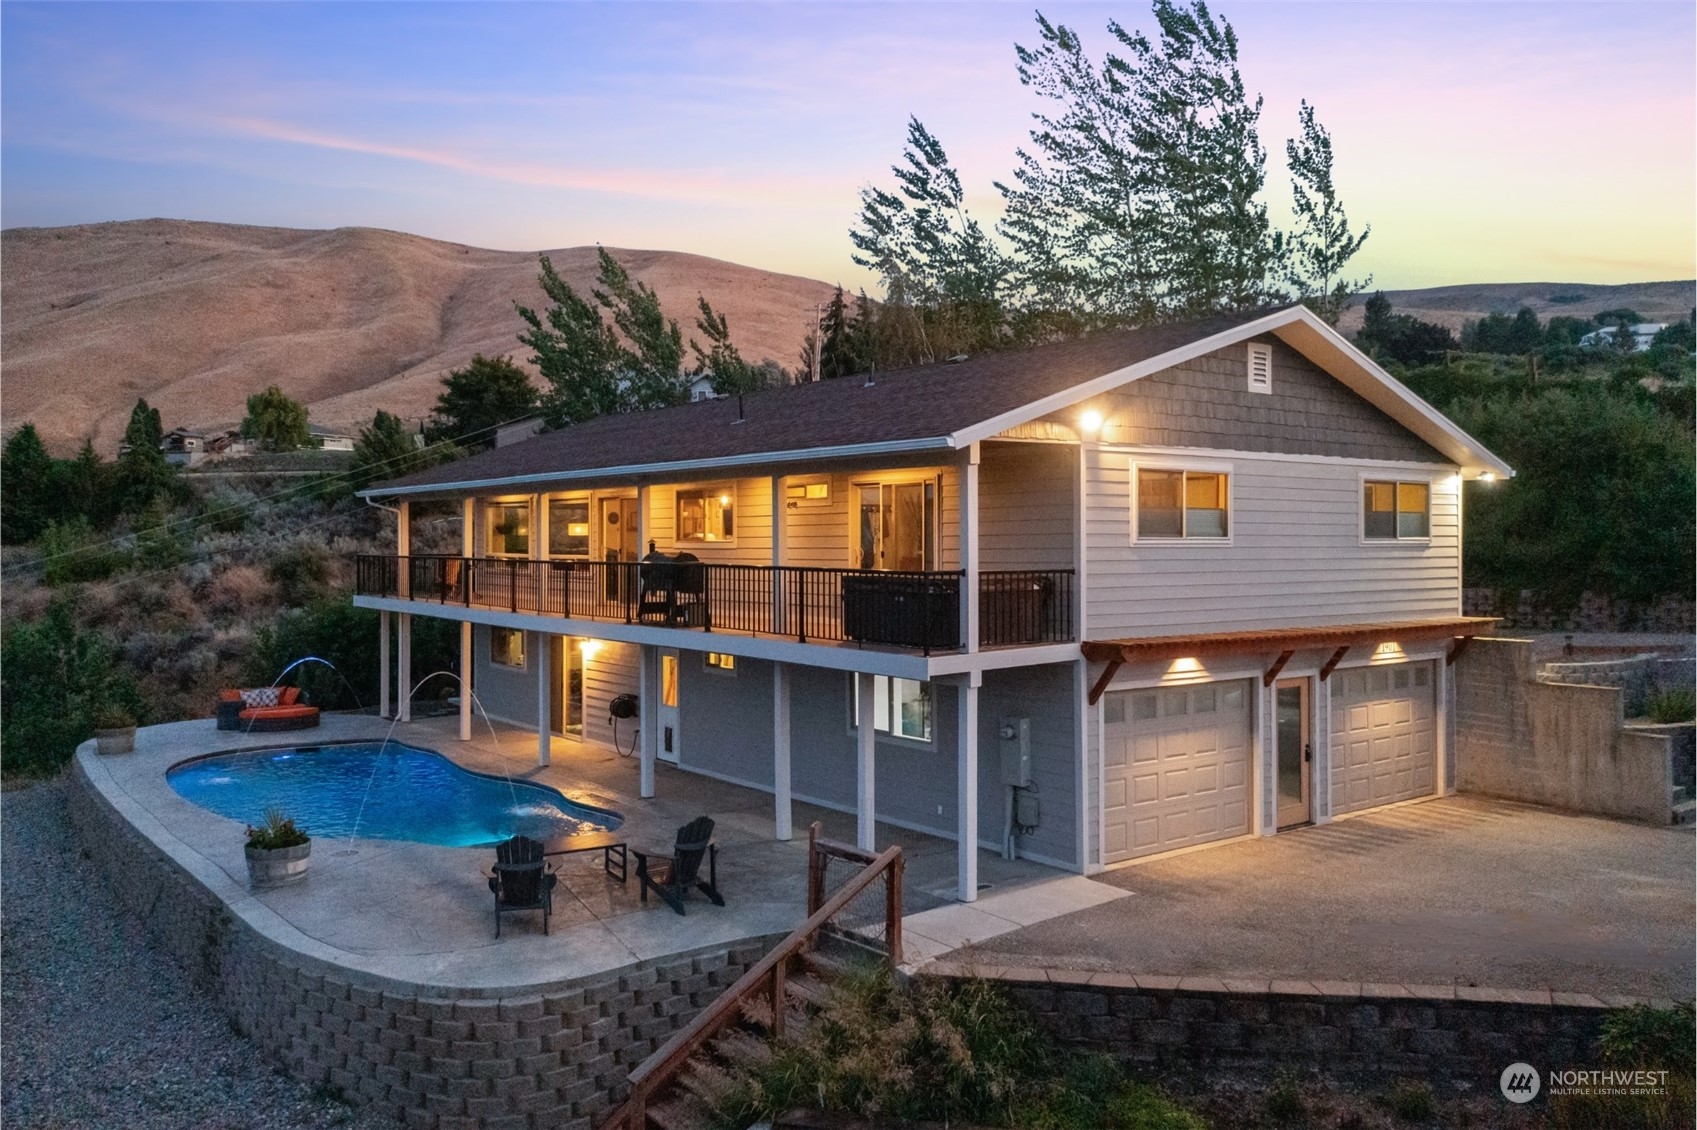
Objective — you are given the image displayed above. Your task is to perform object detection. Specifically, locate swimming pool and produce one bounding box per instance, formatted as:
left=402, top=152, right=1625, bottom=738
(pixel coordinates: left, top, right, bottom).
left=167, top=741, right=622, bottom=848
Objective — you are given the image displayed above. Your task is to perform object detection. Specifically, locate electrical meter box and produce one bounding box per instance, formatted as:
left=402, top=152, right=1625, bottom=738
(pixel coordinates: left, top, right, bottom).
left=1014, top=788, right=1041, bottom=829
left=998, top=717, right=1031, bottom=788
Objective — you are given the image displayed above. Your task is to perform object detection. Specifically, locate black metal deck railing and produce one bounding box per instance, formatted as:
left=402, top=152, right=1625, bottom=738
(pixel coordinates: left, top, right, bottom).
left=353, top=555, right=1075, bottom=652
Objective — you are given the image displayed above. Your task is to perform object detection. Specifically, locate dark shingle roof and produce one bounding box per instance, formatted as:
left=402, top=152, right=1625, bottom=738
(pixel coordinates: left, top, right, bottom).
left=371, top=310, right=1278, bottom=495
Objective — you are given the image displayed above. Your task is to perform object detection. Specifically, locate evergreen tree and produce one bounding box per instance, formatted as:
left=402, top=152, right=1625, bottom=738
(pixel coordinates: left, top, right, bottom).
left=1, top=424, right=54, bottom=542
left=1284, top=100, right=1370, bottom=323
left=241, top=386, right=311, bottom=451
left=818, top=287, right=859, bottom=379
left=1360, top=291, right=1396, bottom=352
left=689, top=297, right=759, bottom=396
left=426, top=355, right=539, bottom=450
left=1506, top=307, right=1543, bottom=354
left=114, top=397, right=177, bottom=514
left=351, top=410, right=438, bottom=491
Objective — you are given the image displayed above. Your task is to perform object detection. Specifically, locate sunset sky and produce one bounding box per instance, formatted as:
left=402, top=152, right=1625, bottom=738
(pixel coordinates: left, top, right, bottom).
left=3, top=1, right=1692, bottom=292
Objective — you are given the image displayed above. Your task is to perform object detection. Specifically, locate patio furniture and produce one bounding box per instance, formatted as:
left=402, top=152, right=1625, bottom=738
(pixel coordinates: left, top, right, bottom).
left=216, top=687, right=321, bottom=731
left=633, top=815, right=724, bottom=916
left=543, top=830, right=629, bottom=883
left=487, top=834, right=557, bottom=937
left=637, top=549, right=709, bottom=625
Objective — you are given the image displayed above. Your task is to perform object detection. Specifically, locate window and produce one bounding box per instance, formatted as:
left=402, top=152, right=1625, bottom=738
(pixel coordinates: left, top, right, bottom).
left=490, top=628, right=525, bottom=669
left=1363, top=480, right=1430, bottom=540
left=1137, top=468, right=1229, bottom=539
left=548, top=499, right=590, bottom=557
left=704, top=652, right=736, bottom=672
left=786, top=482, right=830, bottom=501
left=677, top=487, right=735, bottom=542
left=487, top=502, right=530, bottom=556
left=1247, top=342, right=1273, bottom=393
left=850, top=675, right=933, bottom=742
left=856, top=480, right=937, bottom=570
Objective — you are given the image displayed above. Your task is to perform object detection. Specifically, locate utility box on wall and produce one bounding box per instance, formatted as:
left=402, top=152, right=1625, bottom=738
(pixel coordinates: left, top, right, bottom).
left=999, top=717, right=1031, bottom=787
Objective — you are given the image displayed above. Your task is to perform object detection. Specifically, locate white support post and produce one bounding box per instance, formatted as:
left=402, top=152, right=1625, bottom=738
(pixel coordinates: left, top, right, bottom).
left=856, top=671, right=877, bottom=851
left=459, top=622, right=473, bottom=741
left=396, top=499, right=411, bottom=598
left=638, top=644, right=656, bottom=798
left=957, top=676, right=980, bottom=902
left=771, top=475, right=786, bottom=634
left=462, top=496, right=474, bottom=556
left=773, top=663, right=792, bottom=841
left=532, top=493, right=546, bottom=563
left=961, top=444, right=980, bottom=653
left=636, top=484, right=650, bottom=557
left=397, top=614, right=412, bottom=723
left=379, top=610, right=391, bottom=719
left=535, top=633, right=551, bottom=767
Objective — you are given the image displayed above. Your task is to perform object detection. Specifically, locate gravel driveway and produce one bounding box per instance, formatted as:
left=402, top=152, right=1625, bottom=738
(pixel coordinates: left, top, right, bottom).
left=1, top=775, right=400, bottom=1130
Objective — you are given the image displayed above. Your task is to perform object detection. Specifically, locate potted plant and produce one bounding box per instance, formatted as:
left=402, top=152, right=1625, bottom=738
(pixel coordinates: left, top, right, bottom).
left=244, top=809, right=312, bottom=888
left=91, top=705, right=137, bottom=755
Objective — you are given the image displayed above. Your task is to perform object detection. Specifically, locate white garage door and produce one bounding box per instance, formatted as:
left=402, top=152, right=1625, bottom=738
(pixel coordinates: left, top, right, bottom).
left=1330, top=662, right=1436, bottom=815
left=1102, top=680, right=1252, bottom=863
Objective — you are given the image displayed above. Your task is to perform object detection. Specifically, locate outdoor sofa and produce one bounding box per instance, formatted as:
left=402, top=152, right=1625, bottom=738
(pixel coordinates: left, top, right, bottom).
left=216, top=687, right=321, bottom=732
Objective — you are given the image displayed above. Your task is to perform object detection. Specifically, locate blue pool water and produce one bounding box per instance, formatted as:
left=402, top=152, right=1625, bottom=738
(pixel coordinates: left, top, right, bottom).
left=167, top=742, right=622, bottom=847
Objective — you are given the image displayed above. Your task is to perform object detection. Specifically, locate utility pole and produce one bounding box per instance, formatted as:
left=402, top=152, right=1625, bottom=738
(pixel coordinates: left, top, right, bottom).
left=811, top=303, right=821, bottom=382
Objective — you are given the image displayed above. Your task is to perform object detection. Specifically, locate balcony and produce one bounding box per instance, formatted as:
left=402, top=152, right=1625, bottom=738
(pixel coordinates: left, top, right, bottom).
left=353, top=555, right=1075, bottom=653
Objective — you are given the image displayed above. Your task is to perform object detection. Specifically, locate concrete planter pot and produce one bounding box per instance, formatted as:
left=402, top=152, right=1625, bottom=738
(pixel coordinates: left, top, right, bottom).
left=93, top=726, right=136, bottom=755
left=245, top=840, right=311, bottom=888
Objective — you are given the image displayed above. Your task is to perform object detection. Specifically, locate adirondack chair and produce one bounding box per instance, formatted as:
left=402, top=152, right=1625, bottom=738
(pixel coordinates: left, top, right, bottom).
left=633, top=816, right=724, bottom=916
left=487, top=834, right=557, bottom=937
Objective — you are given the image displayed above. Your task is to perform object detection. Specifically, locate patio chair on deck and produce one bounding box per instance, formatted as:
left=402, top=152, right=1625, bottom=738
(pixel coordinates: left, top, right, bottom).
left=633, top=815, right=724, bottom=916
left=487, top=835, right=557, bottom=937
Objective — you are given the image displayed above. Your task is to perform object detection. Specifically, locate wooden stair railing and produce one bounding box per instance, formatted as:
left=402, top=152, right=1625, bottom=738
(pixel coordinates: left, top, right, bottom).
left=598, top=825, right=904, bottom=1130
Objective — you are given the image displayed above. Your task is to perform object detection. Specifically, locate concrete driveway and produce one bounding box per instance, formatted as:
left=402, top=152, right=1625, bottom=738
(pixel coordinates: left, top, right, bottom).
left=959, top=796, right=1695, bottom=1001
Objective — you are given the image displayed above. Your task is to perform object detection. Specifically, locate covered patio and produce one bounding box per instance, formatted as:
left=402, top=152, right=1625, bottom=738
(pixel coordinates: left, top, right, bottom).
left=83, top=711, right=1073, bottom=992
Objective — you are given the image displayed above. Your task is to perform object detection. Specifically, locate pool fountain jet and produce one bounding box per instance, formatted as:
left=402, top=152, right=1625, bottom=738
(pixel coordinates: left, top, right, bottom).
left=344, top=671, right=511, bottom=853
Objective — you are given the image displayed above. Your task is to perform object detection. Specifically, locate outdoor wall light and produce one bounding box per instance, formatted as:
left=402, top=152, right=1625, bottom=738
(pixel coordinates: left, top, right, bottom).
left=579, top=639, right=603, bottom=659
left=1478, top=472, right=1497, bottom=483
left=1079, top=408, right=1104, bottom=435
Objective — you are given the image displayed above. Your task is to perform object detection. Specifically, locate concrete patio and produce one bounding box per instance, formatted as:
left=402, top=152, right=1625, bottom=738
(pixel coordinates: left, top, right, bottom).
left=956, top=794, right=1696, bottom=1001
left=79, top=710, right=1103, bottom=993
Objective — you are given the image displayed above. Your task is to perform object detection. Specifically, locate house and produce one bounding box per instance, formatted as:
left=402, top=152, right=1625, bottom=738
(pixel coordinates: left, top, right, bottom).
left=354, top=305, right=1512, bottom=904
left=1577, top=323, right=1665, bottom=352
left=307, top=422, right=358, bottom=452
left=686, top=375, right=723, bottom=402
left=161, top=427, right=212, bottom=466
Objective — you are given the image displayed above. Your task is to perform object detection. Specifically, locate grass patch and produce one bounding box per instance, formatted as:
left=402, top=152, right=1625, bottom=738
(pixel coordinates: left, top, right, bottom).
left=1548, top=1004, right=1695, bottom=1129
left=1646, top=687, right=1695, bottom=724
left=711, top=965, right=1202, bottom=1130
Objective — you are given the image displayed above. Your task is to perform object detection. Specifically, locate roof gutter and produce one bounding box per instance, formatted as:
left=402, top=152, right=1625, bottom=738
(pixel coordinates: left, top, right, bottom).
left=358, top=435, right=957, bottom=499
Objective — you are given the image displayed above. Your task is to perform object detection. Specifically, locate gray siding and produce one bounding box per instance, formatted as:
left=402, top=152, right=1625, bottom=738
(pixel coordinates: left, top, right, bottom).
left=979, top=664, right=1078, bottom=866
left=1064, top=337, right=1445, bottom=462
left=980, top=443, right=1075, bottom=572
left=583, top=640, right=639, bottom=751
left=469, top=627, right=637, bottom=750
left=470, top=624, right=537, bottom=727
left=1085, top=448, right=1462, bottom=638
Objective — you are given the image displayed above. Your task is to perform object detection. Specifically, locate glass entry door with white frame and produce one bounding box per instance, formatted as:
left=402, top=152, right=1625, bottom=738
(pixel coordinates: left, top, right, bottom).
left=1275, top=677, right=1312, bottom=828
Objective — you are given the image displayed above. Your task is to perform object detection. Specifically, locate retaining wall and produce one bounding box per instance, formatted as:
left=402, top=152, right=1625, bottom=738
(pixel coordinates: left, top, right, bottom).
left=923, top=963, right=1615, bottom=1083
left=68, top=757, right=777, bottom=1130
left=1454, top=638, right=1674, bottom=824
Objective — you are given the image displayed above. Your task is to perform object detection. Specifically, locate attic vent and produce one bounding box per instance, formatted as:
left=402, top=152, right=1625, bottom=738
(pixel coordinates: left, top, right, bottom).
left=1247, top=342, right=1273, bottom=394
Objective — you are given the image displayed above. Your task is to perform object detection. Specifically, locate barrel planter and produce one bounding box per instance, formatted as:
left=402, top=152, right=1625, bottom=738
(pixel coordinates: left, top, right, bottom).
left=93, top=726, right=136, bottom=755
left=245, top=840, right=312, bottom=888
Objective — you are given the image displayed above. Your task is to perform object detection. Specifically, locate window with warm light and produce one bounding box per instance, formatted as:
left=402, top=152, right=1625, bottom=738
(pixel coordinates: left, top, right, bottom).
left=849, top=675, right=932, bottom=742
left=677, top=487, right=735, bottom=541
left=704, top=652, right=736, bottom=673
left=1136, top=468, right=1229, bottom=539
left=785, top=482, right=830, bottom=501
left=490, top=627, right=525, bottom=669
left=1363, top=480, right=1430, bottom=539
left=548, top=499, right=590, bottom=556
left=487, top=502, right=530, bottom=556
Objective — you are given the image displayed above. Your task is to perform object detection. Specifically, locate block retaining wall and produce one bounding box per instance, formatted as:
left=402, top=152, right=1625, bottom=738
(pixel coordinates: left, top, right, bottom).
left=920, top=963, right=1618, bottom=1084
left=68, top=757, right=780, bottom=1130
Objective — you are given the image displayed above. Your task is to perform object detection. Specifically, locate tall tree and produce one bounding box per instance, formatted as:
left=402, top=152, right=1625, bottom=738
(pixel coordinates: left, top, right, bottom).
left=818, top=287, right=858, bottom=379
left=1284, top=100, right=1370, bottom=323
left=351, top=410, right=440, bottom=491
left=426, top=355, right=539, bottom=449
left=115, top=398, right=177, bottom=514
left=241, top=386, right=311, bottom=452
left=690, top=297, right=760, bottom=396
left=1, top=425, right=54, bottom=542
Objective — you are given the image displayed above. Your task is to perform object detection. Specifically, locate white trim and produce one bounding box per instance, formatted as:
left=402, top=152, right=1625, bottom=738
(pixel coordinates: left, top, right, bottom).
left=363, top=436, right=955, bottom=499
left=1357, top=470, right=1443, bottom=547
left=1128, top=456, right=1235, bottom=546
left=1097, top=441, right=1456, bottom=474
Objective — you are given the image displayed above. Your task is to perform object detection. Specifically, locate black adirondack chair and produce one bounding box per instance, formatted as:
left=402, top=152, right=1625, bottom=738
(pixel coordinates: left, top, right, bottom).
left=633, top=816, right=724, bottom=916
left=487, top=834, right=557, bottom=937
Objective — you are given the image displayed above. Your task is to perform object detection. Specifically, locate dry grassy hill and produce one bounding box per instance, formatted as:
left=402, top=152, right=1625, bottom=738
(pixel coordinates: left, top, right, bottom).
left=1336, top=280, right=1694, bottom=336
left=1, top=219, right=842, bottom=455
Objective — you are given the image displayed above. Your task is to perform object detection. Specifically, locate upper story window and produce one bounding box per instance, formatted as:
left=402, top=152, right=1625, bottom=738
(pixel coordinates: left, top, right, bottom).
left=490, top=627, right=525, bottom=669
left=487, top=502, right=530, bottom=556
left=1363, top=480, right=1430, bottom=540
left=548, top=498, right=590, bottom=557
left=856, top=480, right=936, bottom=571
left=850, top=675, right=932, bottom=743
left=1136, top=467, right=1229, bottom=540
left=677, top=487, right=734, bottom=542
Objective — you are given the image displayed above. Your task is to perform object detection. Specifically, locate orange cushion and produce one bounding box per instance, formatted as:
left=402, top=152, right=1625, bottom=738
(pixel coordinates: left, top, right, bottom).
left=239, top=704, right=318, bottom=721
left=219, top=689, right=242, bottom=702
left=279, top=687, right=301, bottom=706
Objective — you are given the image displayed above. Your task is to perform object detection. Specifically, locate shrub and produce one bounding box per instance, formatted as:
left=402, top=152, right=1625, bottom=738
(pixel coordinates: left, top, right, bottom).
left=38, top=516, right=129, bottom=585
left=1599, top=1003, right=1695, bottom=1075
left=246, top=809, right=310, bottom=849
left=1265, top=1072, right=1305, bottom=1122
left=198, top=490, right=251, bottom=535
left=244, top=598, right=458, bottom=711
left=1382, top=1079, right=1434, bottom=1121
left=1549, top=1004, right=1696, bottom=1128
left=1647, top=688, right=1695, bottom=724
left=1, top=598, right=141, bottom=777
left=264, top=541, right=330, bottom=606
left=202, top=564, right=278, bottom=619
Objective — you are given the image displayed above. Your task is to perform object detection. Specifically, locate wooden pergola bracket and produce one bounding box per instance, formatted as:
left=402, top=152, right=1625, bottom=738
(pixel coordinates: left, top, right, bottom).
left=1087, top=660, right=1123, bottom=706
left=1446, top=635, right=1474, bottom=667
left=1318, top=646, right=1350, bottom=681
left=1262, top=650, right=1296, bottom=687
